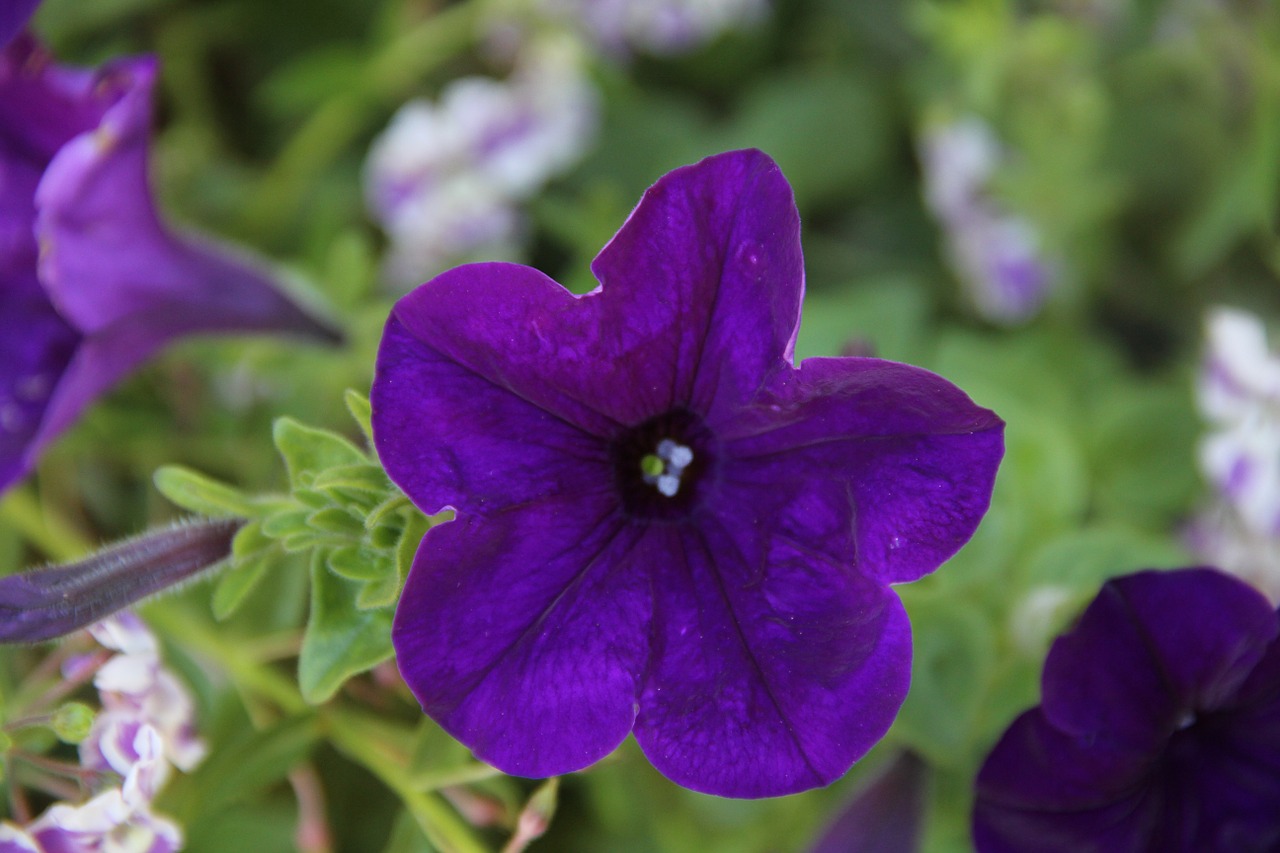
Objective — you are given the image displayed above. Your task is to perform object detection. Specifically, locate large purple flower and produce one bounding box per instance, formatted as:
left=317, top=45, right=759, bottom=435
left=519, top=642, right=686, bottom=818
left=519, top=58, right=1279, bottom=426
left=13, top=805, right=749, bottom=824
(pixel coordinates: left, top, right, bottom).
left=0, top=36, right=335, bottom=492
left=372, top=149, right=1004, bottom=798
left=973, top=568, right=1280, bottom=852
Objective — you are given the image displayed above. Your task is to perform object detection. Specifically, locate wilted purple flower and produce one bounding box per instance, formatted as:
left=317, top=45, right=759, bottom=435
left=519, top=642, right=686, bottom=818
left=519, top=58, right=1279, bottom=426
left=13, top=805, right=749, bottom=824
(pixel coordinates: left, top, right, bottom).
left=365, top=38, right=597, bottom=289
left=919, top=117, right=1055, bottom=324
left=372, top=149, right=1004, bottom=797
left=0, top=36, right=336, bottom=494
left=973, top=568, right=1280, bottom=852
left=1191, top=307, right=1280, bottom=600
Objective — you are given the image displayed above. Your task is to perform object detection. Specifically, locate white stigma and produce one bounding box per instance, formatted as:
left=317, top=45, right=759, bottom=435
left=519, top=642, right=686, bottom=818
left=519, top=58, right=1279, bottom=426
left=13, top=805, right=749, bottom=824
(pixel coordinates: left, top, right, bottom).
left=643, top=439, right=694, bottom=497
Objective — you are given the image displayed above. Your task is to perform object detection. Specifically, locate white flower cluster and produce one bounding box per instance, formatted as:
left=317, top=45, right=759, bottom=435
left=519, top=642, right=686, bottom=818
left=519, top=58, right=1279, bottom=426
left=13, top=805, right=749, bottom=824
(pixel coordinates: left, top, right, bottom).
left=525, top=0, right=768, bottom=55
left=1191, top=306, right=1280, bottom=600
left=919, top=116, right=1054, bottom=325
left=0, top=612, right=206, bottom=853
left=364, top=39, right=598, bottom=290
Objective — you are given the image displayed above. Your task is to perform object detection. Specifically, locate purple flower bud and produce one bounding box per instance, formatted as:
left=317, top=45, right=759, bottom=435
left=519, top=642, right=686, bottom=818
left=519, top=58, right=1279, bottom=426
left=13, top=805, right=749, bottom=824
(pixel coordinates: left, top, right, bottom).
left=0, top=518, right=241, bottom=643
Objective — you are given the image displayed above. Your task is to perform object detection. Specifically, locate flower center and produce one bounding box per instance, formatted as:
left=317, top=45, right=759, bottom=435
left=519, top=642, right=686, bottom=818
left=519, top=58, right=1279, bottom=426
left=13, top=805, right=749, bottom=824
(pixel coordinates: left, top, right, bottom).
left=640, top=439, right=694, bottom=497
left=611, top=408, right=713, bottom=520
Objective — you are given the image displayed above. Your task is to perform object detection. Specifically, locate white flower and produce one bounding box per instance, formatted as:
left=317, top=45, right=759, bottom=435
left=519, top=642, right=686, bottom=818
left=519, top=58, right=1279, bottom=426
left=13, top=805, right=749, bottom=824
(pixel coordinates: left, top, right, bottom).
left=919, top=116, right=1055, bottom=325
left=365, top=38, right=598, bottom=289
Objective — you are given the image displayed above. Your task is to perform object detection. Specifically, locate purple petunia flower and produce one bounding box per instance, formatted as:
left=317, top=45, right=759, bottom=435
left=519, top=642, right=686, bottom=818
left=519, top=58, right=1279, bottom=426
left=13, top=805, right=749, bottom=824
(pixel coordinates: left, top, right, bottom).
left=973, top=567, right=1280, bottom=852
left=371, top=149, right=1004, bottom=798
left=0, top=36, right=336, bottom=493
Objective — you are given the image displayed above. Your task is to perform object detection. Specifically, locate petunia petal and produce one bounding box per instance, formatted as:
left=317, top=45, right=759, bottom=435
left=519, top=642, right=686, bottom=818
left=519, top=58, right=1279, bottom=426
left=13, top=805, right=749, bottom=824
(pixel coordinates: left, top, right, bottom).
left=633, top=510, right=912, bottom=798
left=723, top=356, right=1005, bottom=584
left=972, top=708, right=1162, bottom=853
left=373, top=294, right=616, bottom=517
left=1041, top=568, right=1279, bottom=748
left=391, top=495, right=651, bottom=778
left=0, top=274, right=76, bottom=490
left=590, top=148, right=803, bottom=422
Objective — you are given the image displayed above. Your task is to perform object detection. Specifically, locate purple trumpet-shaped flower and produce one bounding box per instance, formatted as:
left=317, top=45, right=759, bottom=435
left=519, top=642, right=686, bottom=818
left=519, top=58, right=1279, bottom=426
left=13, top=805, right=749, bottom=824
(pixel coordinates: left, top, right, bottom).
left=0, top=36, right=337, bottom=493
left=372, top=149, right=1004, bottom=798
left=973, top=568, right=1280, bottom=852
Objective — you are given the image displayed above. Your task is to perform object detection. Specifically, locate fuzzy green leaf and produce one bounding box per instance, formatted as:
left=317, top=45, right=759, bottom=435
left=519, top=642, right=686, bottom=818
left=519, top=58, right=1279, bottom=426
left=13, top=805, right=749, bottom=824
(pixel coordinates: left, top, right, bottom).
left=299, top=553, right=394, bottom=703
left=154, top=465, right=261, bottom=519
left=273, top=417, right=367, bottom=489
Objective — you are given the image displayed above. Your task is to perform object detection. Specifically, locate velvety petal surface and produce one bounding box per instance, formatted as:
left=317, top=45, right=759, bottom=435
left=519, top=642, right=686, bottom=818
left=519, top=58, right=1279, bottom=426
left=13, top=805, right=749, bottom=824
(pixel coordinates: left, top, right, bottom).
left=1041, top=568, right=1278, bottom=748
left=372, top=282, right=617, bottom=517
left=391, top=495, right=652, bottom=777
left=723, top=356, right=1004, bottom=584
left=589, top=148, right=804, bottom=422
left=633, top=494, right=913, bottom=797
left=374, top=149, right=802, bottom=447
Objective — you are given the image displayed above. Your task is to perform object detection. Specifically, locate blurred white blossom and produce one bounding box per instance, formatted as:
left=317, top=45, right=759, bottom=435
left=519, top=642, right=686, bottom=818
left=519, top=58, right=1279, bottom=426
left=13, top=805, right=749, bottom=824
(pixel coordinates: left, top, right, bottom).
left=3, top=613, right=204, bottom=852
left=523, top=0, right=769, bottom=55
left=919, top=116, right=1056, bottom=324
left=365, top=38, right=598, bottom=289
left=1191, top=306, right=1280, bottom=601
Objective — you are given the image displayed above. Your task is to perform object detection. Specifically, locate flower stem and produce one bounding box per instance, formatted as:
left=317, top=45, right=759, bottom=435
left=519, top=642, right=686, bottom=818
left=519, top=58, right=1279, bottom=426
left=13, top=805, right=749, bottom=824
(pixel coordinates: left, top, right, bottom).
left=324, top=708, right=487, bottom=853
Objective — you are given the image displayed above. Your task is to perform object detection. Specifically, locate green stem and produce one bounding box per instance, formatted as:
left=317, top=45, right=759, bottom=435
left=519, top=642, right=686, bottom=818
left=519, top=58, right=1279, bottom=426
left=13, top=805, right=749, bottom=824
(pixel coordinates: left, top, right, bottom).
left=412, top=761, right=505, bottom=792
left=325, top=709, right=489, bottom=853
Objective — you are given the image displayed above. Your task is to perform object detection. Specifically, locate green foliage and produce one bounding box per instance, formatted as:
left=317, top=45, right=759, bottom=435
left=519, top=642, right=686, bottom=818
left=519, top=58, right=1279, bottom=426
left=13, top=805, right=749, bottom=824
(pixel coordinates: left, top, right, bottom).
left=155, top=392, right=438, bottom=703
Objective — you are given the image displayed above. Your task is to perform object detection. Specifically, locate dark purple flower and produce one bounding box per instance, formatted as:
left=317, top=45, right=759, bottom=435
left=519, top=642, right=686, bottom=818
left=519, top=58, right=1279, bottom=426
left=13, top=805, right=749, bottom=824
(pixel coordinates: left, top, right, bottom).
left=0, top=36, right=336, bottom=493
left=0, top=0, right=38, bottom=48
left=973, top=568, right=1280, bottom=852
left=372, top=149, right=1004, bottom=798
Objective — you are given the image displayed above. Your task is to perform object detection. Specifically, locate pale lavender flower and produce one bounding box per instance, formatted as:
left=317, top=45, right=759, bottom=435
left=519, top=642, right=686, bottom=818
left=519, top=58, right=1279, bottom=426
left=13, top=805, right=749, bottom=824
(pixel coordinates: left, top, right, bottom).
left=525, top=0, right=769, bottom=55
left=80, top=613, right=206, bottom=783
left=365, top=39, right=597, bottom=289
left=1191, top=307, right=1280, bottom=600
left=25, top=789, right=181, bottom=853
left=919, top=116, right=1055, bottom=324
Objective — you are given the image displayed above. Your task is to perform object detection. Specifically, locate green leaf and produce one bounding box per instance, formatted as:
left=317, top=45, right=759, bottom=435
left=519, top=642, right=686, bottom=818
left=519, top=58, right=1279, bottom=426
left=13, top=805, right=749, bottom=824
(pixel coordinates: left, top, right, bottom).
left=328, top=545, right=393, bottom=582
left=312, top=462, right=391, bottom=496
left=273, top=417, right=367, bottom=489
left=154, top=465, right=261, bottom=518
left=395, top=511, right=435, bottom=583
left=299, top=553, right=394, bottom=703
left=230, top=521, right=274, bottom=559
left=261, top=507, right=312, bottom=540
left=345, top=389, right=375, bottom=446
left=893, top=591, right=997, bottom=769
left=356, top=571, right=402, bottom=610
left=307, top=507, right=366, bottom=537
left=212, top=548, right=275, bottom=621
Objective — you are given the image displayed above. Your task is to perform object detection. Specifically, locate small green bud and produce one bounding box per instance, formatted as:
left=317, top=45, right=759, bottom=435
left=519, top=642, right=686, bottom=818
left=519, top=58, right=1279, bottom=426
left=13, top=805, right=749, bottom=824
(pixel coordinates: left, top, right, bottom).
left=51, top=702, right=96, bottom=744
